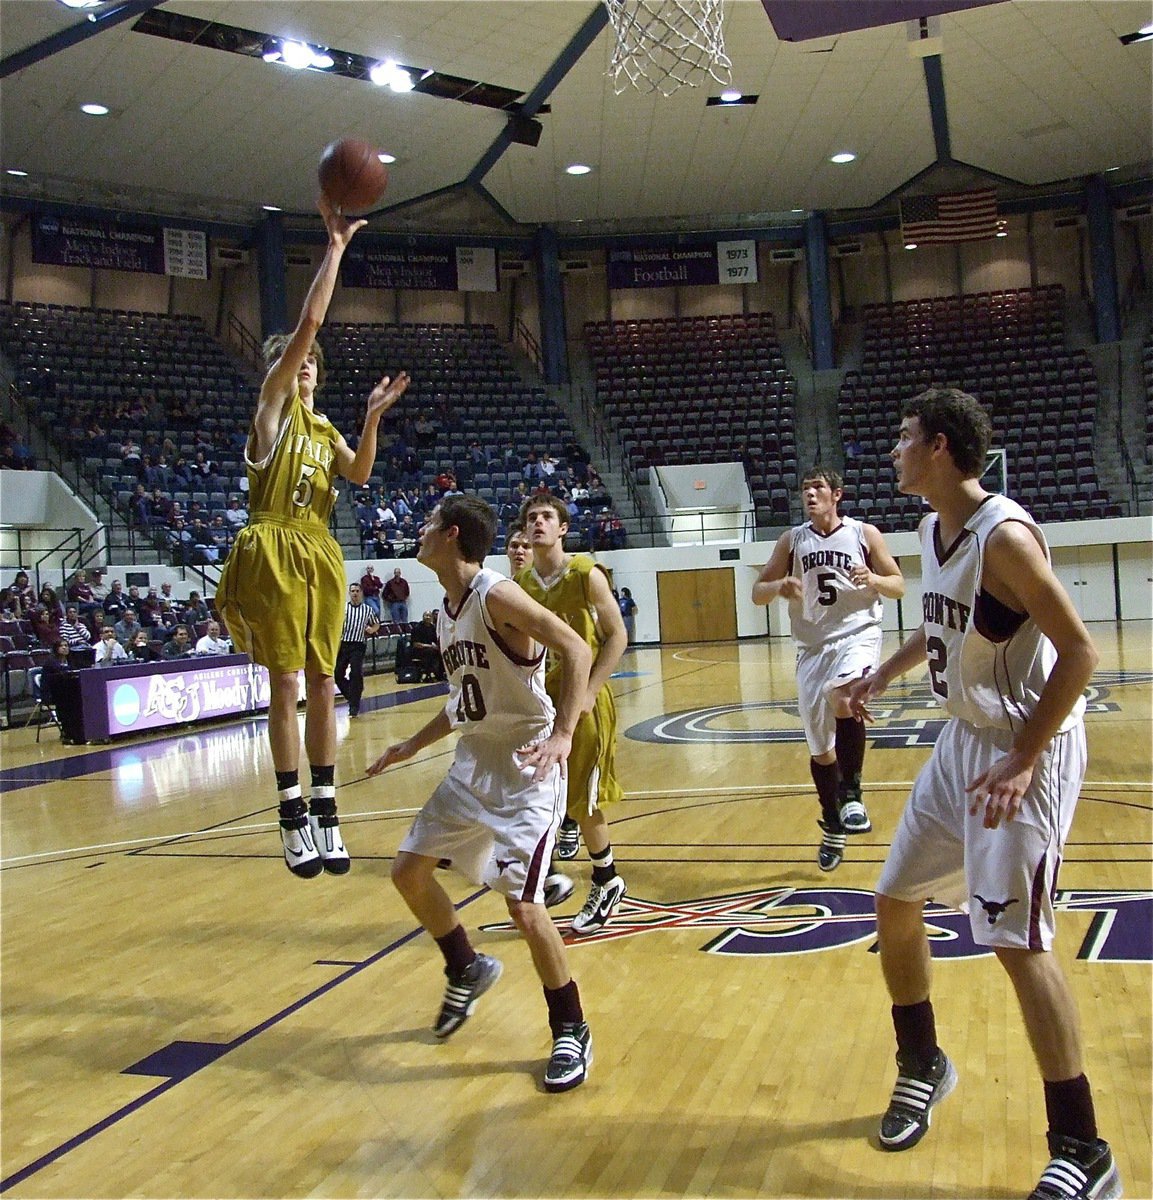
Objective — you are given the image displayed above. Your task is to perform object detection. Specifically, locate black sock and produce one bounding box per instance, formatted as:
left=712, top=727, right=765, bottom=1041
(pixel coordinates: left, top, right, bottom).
left=310, top=765, right=337, bottom=817
left=560, top=816, right=578, bottom=834
left=810, top=759, right=841, bottom=827
left=835, top=717, right=866, bottom=786
left=590, top=844, right=617, bottom=885
left=1044, top=1074, right=1098, bottom=1145
left=275, top=771, right=304, bottom=821
left=434, top=925, right=475, bottom=978
left=543, top=978, right=583, bottom=1036
left=892, top=1000, right=938, bottom=1071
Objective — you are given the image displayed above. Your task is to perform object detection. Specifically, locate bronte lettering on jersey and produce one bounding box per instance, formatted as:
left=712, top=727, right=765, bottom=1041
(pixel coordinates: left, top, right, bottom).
left=441, top=638, right=491, bottom=676
left=800, top=549, right=857, bottom=574
left=921, top=590, right=971, bottom=631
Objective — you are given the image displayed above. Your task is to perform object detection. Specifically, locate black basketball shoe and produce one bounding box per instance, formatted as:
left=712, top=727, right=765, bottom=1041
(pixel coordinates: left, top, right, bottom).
left=1029, top=1134, right=1122, bottom=1199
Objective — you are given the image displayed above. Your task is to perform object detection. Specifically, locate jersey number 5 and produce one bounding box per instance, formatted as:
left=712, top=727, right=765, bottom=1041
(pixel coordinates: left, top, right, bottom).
left=456, top=673, right=487, bottom=722
left=816, top=572, right=838, bottom=606
left=292, top=463, right=317, bottom=508
left=926, top=635, right=948, bottom=699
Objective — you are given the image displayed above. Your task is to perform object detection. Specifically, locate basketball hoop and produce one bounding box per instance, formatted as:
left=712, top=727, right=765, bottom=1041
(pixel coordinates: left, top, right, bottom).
left=604, top=0, right=732, bottom=96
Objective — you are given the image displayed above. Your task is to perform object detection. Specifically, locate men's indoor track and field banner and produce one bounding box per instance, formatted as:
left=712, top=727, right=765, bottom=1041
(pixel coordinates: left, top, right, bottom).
left=341, top=243, right=498, bottom=291
left=31, top=214, right=208, bottom=279
left=608, top=239, right=758, bottom=289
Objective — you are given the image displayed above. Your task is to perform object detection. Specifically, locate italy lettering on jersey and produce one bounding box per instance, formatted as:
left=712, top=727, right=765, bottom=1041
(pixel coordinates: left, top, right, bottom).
left=245, top=390, right=340, bottom=527
left=918, top=493, right=1083, bottom=733
left=787, top=517, right=882, bottom=649
left=439, top=568, right=554, bottom=749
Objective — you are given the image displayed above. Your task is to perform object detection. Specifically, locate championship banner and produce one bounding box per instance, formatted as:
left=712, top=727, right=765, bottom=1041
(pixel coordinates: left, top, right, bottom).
left=31, top=214, right=208, bottom=279
left=342, top=243, right=498, bottom=291
left=608, top=239, right=758, bottom=288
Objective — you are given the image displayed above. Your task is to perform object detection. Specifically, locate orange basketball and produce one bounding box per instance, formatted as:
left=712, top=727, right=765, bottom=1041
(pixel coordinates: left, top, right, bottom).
left=317, top=138, right=389, bottom=213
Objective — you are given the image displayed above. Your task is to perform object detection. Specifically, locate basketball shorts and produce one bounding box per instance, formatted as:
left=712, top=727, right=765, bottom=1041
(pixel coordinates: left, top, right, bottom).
left=795, top=626, right=882, bottom=757
left=216, top=519, right=345, bottom=676
left=563, top=685, right=623, bottom=821
left=399, top=739, right=566, bottom=903
left=876, top=716, right=1087, bottom=951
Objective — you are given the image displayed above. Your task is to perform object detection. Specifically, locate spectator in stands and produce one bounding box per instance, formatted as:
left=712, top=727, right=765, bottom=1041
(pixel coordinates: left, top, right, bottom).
left=400, top=449, right=422, bottom=486
left=162, top=624, right=194, bottom=660
left=224, top=497, right=248, bottom=531
left=182, top=591, right=210, bottom=626
left=166, top=517, right=193, bottom=564
left=148, top=488, right=173, bottom=529
left=414, top=413, right=436, bottom=447
left=27, top=602, right=59, bottom=647
left=435, top=469, right=457, bottom=494
left=539, top=452, right=558, bottom=479
left=88, top=568, right=109, bottom=607
left=66, top=569, right=99, bottom=619
left=103, top=579, right=129, bottom=621
left=395, top=516, right=419, bottom=556
left=137, top=587, right=162, bottom=629
left=60, top=605, right=93, bottom=651
left=844, top=435, right=864, bottom=460
left=392, top=489, right=413, bottom=520
left=9, top=570, right=34, bottom=614
left=94, top=626, right=128, bottom=666
left=596, top=509, right=626, bottom=551
left=383, top=567, right=411, bottom=625
left=113, top=607, right=143, bottom=647
left=37, top=583, right=63, bottom=620
left=375, top=496, right=397, bottom=527
left=522, top=450, right=541, bottom=483
left=209, top=515, right=233, bottom=561
left=191, top=449, right=221, bottom=490
left=127, top=629, right=160, bottom=662
left=40, top=639, right=77, bottom=706
left=421, top=482, right=441, bottom=510
left=354, top=495, right=377, bottom=546
left=130, top=484, right=152, bottom=528
left=191, top=518, right=219, bottom=564
left=120, top=436, right=142, bottom=469
left=359, top=566, right=383, bottom=616
left=195, top=620, right=231, bottom=655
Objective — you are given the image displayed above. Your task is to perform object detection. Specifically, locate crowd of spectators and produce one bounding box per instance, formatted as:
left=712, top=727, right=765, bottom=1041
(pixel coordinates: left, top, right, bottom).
left=0, top=567, right=232, bottom=669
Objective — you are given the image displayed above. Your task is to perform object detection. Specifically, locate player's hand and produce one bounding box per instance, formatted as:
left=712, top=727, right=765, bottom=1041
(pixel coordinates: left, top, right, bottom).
left=850, top=565, right=874, bottom=589
left=365, top=371, right=410, bottom=421
left=965, top=750, right=1035, bottom=829
left=318, top=193, right=367, bottom=246
left=516, top=732, right=572, bottom=783
left=846, top=669, right=885, bottom=723
left=779, top=576, right=803, bottom=601
left=367, top=739, right=416, bottom=776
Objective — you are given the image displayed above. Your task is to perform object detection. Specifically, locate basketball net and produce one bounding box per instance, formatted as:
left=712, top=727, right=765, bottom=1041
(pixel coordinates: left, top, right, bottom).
left=604, top=0, right=732, bottom=96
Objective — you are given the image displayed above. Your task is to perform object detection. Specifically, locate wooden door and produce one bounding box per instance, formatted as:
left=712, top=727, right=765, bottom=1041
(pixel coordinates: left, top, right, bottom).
left=656, top=567, right=737, bottom=643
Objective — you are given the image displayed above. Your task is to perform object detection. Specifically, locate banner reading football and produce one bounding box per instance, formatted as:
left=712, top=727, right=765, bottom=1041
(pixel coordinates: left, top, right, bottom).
left=608, top=239, right=758, bottom=289
left=341, top=244, right=497, bottom=291
left=31, top=214, right=208, bottom=278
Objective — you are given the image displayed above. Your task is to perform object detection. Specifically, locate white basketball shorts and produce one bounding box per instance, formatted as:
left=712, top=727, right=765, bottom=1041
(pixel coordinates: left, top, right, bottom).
left=876, top=716, right=1087, bottom=950
left=399, top=738, right=566, bottom=903
left=796, top=626, right=883, bottom=757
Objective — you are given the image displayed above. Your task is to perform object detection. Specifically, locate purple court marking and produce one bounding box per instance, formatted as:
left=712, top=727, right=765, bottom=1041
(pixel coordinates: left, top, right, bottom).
left=0, top=681, right=446, bottom=795
left=0, top=886, right=486, bottom=1193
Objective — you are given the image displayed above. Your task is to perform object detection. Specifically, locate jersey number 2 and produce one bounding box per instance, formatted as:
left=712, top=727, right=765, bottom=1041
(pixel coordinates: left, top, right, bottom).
left=456, top=673, right=487, bottom=722
left=926, top=635, right=948, bottom=699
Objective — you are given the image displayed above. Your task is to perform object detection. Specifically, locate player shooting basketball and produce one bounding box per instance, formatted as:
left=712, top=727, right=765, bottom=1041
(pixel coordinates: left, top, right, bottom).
left=217, top=193, right=409, bottom=882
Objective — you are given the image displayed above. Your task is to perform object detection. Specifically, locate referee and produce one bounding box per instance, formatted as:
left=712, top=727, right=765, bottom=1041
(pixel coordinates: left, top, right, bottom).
left=336, top=583, right=380, bottom=718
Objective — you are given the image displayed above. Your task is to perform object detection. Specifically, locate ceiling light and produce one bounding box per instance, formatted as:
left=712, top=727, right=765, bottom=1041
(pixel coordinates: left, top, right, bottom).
left=791, top=208, right=804, bottom=213
left=1141, top=22, right=1153, bottom=35
left=80, top=103, right=110, bottom=116
left=57, top=0, right=102, bottom=8
left=904, top=242, right=917, bottom=250
left=6, top=169, right=29, bottom=177
left=311, top=51, right=334, bottom=70
left=370, top=59, right=415, bottom=91
left=280, top=41, right=313, bottom=69
left=262, top=204, right=282, bottom=211
left=378, top=153, right=397, bottom=164
left=565, top=164, right=592, bottom=176
left=388, top=68, right=415, bottom=93
left=262, top=49, right=281, bottom=63
left=996, top=230, right=1008, bottom=238
left=719, top=89, right=742, bottom=102
left=830, top=151, right=856, bottom=164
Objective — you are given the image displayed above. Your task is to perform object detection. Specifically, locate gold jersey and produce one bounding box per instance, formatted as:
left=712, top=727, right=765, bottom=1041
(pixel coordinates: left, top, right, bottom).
left=246, top=390, right=340, bottom=528
left=515, top=553, right=604, bottom=686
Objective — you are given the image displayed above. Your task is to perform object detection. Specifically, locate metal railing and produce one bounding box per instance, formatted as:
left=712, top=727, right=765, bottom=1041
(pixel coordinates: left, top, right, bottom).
left=514, top=317, right=542, bottom=373
left=226, top=311, right=263, bottom=369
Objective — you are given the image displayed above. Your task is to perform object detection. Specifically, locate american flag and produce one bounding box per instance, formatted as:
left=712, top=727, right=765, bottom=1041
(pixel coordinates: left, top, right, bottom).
left=899, top=188, right=999, bottom=243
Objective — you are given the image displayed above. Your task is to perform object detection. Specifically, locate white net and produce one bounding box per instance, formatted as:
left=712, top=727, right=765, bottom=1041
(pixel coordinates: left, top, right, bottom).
left=604, top=0, right=732, bottom=96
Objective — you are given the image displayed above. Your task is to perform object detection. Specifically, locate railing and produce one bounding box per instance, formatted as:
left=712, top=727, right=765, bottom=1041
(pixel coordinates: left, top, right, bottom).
left=226, top=311, right=263, bottom=369
left=0, top=525, right=104, bottom=593
left=513, top=318, right=542, bottom=373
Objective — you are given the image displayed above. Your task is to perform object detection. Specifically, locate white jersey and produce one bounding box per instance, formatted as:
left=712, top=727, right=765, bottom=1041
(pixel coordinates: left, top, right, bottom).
left=438, top=567, right=554, bottom=750
left=788, top=516, right=883, bottom=649
left=918, top=492, right=1084, bottom=733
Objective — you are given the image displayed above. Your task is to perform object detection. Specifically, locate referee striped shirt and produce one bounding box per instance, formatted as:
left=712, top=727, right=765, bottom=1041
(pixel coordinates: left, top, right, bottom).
left=341, top=602, right=376, bottom=644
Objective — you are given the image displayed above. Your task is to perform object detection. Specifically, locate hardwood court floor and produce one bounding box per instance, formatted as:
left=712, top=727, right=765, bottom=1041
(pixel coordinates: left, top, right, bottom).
left=1, top=621, right=1150, bottom=1199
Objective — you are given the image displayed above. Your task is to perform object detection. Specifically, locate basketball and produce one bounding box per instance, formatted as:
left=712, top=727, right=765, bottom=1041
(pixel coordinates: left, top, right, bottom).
left=317, top=138, right=389, bottom=213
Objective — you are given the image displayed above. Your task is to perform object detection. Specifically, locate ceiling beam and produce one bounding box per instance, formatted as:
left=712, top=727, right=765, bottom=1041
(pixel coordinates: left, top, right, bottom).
left=0, top=0, right=167, bottom=81
left=922, top=54, right=952, bottom=162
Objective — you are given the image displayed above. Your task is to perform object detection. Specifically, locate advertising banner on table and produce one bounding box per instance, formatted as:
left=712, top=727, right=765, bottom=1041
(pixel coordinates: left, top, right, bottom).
left=341, top=243, right=498, bottom=291
left=608, top=239, right=758, bottom=289
left=31, top=214, right=208, bottom=279
left=104, top=660, right=260, bottom=735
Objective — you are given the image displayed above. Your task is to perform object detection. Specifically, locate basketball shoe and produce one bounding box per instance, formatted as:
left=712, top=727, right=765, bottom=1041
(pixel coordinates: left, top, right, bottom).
left=309, top=813, right=350, bottom=875
left=838, top=781, right=872, bottom=834
left=543, top=872, right=575, bottom=908
left=434, top=953, right=502, bottom=1039
left=570, top=876, right=627, bottom=936
left=817, top=819, right=846, bottom=872
left=544, top=1021, right=592, bottom=1093
left=555, top=819, right=581, bottom=861
left=1029, top=1134, right=1122, bottom=1200
left=279, top=813, right=323, bottom=879
left=879, top=1049, right=957, bottom=1150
